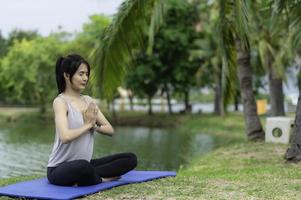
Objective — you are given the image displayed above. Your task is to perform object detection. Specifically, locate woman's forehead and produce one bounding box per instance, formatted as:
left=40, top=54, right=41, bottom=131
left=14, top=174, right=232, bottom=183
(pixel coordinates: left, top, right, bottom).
left=78, top=63, right=88, bottom=72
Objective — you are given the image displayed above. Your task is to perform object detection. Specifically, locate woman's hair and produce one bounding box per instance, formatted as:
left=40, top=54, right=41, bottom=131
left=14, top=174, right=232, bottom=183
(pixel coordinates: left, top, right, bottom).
left=55, top=54, right=90, bottom=94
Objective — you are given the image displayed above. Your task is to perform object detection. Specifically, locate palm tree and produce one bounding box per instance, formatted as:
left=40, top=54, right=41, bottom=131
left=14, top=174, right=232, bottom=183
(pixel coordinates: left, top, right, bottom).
left=273, top=0, right=301, bottom=161
left=90, top=0, right=166, bottom=99
left=217, top=0, right=265, bottom=140
left=191, top=15, right=239, bottom=116
left=91, top=0, right=265, bottom=140
left=250, top=0, right=294, bottom=116
left=191, top=32, right=225, bottom=116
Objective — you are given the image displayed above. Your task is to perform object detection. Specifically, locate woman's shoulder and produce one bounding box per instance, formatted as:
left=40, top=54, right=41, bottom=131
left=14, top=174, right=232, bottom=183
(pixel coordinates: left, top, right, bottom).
left=53, top=95, right=67, bottom=109
left=53, top=94, right=64, bottom=102
left=82, top=94, right=96, bottom=104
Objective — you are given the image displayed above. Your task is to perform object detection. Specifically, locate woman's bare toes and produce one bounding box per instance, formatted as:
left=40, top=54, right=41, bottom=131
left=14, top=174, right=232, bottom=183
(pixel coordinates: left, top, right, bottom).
left=102, top=176, right=121, bottom=182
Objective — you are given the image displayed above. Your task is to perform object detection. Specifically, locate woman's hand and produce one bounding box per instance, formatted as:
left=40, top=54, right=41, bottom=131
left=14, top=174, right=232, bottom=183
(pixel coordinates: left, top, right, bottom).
left=83, top=102, right=98, bottom=127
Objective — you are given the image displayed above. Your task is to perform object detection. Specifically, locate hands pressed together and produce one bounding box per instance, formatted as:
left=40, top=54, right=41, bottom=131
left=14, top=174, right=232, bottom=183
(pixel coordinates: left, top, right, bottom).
left=83, top=102, right=98, bottom=128
left=82, top=102, right=113, bottom=136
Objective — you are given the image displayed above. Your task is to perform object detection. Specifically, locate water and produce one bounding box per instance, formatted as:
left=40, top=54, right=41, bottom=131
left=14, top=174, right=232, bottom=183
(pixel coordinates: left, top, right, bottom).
left=112, top=102, right=241, bottom=113
left=0, top=120, right=213, bottom=178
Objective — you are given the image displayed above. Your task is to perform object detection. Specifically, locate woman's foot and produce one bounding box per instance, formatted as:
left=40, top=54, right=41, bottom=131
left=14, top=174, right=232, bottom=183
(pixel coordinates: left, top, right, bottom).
left=101, top=176, right=121, bottom=182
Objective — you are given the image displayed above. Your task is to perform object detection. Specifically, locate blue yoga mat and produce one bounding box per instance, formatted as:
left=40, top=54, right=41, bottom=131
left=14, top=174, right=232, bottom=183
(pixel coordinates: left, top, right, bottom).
left=0, top=170, right=176, bottom=200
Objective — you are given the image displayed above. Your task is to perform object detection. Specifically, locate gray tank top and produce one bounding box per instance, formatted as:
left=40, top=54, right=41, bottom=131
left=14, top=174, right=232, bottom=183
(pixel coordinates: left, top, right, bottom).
left=47, top=94, right=94, bottom=167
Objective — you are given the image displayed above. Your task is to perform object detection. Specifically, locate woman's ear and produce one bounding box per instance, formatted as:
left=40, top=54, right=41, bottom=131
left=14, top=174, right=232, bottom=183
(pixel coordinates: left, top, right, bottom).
left=63, top=73, right=70, bottom=81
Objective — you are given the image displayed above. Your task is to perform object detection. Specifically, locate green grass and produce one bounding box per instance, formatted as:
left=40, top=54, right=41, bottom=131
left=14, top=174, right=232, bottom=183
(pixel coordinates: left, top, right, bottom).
left=190, top=90, right=215, bottom=103
left=0, top=111, right=299, bottom=199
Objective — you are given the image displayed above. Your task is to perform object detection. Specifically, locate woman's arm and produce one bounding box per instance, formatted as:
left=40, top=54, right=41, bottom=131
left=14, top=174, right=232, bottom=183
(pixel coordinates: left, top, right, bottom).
left=83, top=96, right=114, bottom=136
left=94, top=109, right=114, bottom=136
left=53, top=97, right=95, bottom=143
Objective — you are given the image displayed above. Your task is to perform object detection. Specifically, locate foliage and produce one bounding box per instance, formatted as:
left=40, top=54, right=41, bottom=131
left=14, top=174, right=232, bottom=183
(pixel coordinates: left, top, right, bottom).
left=70, top=14, right=111, bottom=62
left=125, top=51, right=160, bottom=99
left=156, top=0, right=201, bottom=99
left=0, top=36, right=66, bottom=112
left=0, top=31, right=7, bottom=58
left=250, top=0, right=293, bottom=79
left=126, top=0, right=202, bottom=106
left=6, top=29, right=40, bottom=49
left=216, top=0, right=251, bottom=107
left=69, top=14, right=111, bottom=98
left=91, top=0, right=166, bottom=99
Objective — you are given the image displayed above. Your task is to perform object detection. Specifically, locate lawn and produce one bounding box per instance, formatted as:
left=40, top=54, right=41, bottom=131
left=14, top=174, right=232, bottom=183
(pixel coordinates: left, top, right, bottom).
left=0, top=111, right=299, bottom=199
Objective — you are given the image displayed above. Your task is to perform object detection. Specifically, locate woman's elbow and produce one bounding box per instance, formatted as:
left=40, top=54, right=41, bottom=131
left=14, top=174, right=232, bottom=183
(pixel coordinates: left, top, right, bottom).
left=59, top=132, right=71, bottom=144
left=106, top=126, right=114, bottom=135
left=109, top=126, right=114, bottom=134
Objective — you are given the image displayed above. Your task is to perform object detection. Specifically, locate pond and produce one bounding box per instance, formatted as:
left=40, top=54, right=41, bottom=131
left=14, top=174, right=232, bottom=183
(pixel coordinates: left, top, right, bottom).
left=0, top=119, right=214, bottom=178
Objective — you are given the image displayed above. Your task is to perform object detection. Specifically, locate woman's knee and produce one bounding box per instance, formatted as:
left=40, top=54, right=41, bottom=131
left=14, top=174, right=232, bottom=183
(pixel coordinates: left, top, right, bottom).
left=127, top=153, right=138, bottom=169
left=47, top=160, right=96, bottom=186
left=63, top=159, right=94, bottom=178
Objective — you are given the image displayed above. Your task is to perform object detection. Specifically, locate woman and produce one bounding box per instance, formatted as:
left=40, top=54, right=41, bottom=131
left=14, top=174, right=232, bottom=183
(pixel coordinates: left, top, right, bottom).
left=47, top=54, right=137, bottom=186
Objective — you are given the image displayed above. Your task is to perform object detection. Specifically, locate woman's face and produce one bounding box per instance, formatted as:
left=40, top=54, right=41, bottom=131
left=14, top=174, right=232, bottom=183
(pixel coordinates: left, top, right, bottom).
left=66, top=63, right=89, bottom=92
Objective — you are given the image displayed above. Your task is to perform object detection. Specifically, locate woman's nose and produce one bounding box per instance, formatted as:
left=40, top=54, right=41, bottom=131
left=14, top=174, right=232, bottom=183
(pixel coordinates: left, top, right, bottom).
left=83, top=75, right=88, bottom=81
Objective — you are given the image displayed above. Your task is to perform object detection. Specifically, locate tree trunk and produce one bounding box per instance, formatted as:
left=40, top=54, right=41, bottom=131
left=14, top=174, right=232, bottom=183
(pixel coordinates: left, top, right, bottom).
left=39, top=92, right=47, bottom=119
left=129, top=96, right=134, bottom=111
left=184, top=90, right=191, bottom=113
left=234, top=94, right=239, bottom=111
left=164, top=83, right=172, bottom=114
left=214, top=66, right=223, bottom=115
left=268, top=54, right=285, bottom=116
left=128, top=90, right=134, bottom=111
left=39, top=105, right=46, bottom=115
left=298, top=73, right=301, bottom=92
left=285, top=93, right=301, bottom=161
left=287, top=53, right=301, bottom=160
left=147, top=95, right=153, bottom=115
left=236, top=38, right=265, bottom=140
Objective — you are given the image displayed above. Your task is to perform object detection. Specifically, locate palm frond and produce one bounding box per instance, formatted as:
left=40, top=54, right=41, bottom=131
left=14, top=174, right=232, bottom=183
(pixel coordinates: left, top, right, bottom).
left=273, top=0, right=301, bottom=27
left=281, top=0, right=301, bottom=51
left=234, top=0, right=250, bottom=49
left=257, top=39, right=279, bottom=67
left=292, top=27, right=301, bottom=50
left=218, top=0, right=239, bottom=108
left=90, top=0, right=166, bottom=99
left=148, top=0, right=165, bottom=54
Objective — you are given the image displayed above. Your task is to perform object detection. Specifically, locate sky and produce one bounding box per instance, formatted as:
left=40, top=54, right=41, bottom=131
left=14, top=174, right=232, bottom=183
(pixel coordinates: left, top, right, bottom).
left=0, top=0, right=123, bottom=38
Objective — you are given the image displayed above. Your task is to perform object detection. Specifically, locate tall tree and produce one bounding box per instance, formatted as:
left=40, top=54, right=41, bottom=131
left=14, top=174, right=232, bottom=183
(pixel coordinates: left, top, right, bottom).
left=0, top=31, right=8, bottom=104
left=152, top=0, right=201, bottom=114
left=0, top=31, right=7, bottom=57
left=0, top=36, right=66, bottom=113
left=250, top=0, right=293, bottom=116
left=69, top=14, right=111, bottom=98
left=92, top=0, right=265, bottom=140
left=125, top=51, right=160, bottom=115
left=6, top=29, right=39, bottom=48
left=273, top=0, right=301, bottom=161
left=190, top=4, right=226, bottom=116
left=71, top=14, right=111, bottom=62
left=91, top=0, right=165, bottom=100
left=219, top=0, right=264, bottom=140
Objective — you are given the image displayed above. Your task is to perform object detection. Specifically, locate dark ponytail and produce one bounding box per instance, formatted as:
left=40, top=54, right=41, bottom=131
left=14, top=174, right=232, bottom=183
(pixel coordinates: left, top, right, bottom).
left=55, top=56, right=65, bottom=94
left=55, top=54, right=90, bottom=94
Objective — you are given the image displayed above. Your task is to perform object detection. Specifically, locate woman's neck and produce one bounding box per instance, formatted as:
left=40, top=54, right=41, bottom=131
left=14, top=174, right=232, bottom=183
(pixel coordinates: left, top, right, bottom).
left=63, top=88, right=81, bottom=98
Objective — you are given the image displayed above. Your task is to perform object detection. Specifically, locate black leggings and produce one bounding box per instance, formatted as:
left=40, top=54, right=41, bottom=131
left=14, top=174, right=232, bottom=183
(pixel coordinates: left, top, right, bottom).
left=47, top=152, right=137, bottom=186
